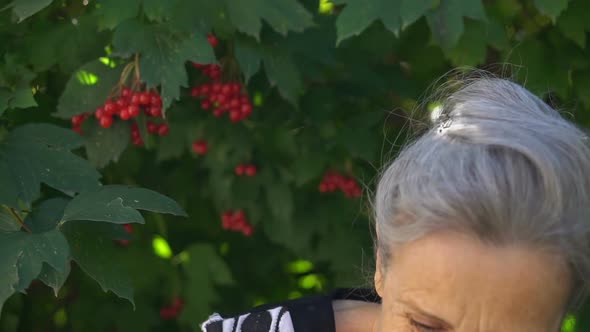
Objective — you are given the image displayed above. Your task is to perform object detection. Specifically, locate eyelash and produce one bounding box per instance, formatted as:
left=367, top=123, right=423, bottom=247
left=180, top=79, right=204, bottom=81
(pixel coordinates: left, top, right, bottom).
left=410, top=319, right=444, bottom=332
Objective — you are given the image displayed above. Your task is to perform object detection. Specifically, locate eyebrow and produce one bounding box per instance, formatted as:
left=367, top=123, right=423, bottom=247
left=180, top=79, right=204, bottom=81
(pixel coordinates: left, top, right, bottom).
left=397, top=298, right=454, bottom=329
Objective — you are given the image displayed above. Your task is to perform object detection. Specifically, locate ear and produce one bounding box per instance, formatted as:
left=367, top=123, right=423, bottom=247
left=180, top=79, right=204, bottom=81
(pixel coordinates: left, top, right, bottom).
left=374, top=248, right=384, bottom=297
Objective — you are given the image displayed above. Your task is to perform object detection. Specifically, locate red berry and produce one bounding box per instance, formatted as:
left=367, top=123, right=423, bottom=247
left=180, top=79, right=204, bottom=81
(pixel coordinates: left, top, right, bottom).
left=130, top=94, right=141, bottom=105
left=244, top=165, right=257, bottom=176
left=243, top=225, right=253, bottom=237
left=201, top=100, right=211, bottom=110
left=123, top=224, right=134, bottom=233
left=149, top=106, right=162, bottom=117
left=147, top=121, right=158, bottom=134
left=207, top=33, right=219, bottom=48
left=229, top=109, right=241, bottom=122
left=71, top=115, right=84, bottom=126
left=95, top=107, right=105, bottom=119
left=121, top=87, right=132, bottom=98
left=116, top=239, right=130, bottom=246
left=241, top=104, right=252, bottom=116
left=212, top=108, right=224, bottom=117
left=221, top=84, right=232, bottom=96
left=157, top=124, right=170, bottom=136
left=119, top=108, right=131, bottom=120
left=191, top=87, right=200, bottom=97
left=233, top=209, right=245, bottom=221
left=116, top=98, right=127, bottom=109
left=192, top=140, right=208, bottom=155
left=235, top=164, right=245, bottom=176
left=212, top=83, right=221, bottom=93
left=126, top=105, right=139, bottom=117
left=139, top=93, right=151, bottom=105
left=230, top=83, right=241, bottom=94
left=151, top=94, right=162, bottom=106
left=104, top=102, right=117, bottom=115
left=99, top=116, right=113, bottom=128
left=72, top=126, right=83, bottom=135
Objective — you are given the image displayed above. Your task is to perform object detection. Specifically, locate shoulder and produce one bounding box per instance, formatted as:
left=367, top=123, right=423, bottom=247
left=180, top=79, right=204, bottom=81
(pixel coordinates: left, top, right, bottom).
left=201, top=306, right=295, bottom=332
left=200, top=289, right=378, bottom=332
left=200, top=294, right=334, bottom=332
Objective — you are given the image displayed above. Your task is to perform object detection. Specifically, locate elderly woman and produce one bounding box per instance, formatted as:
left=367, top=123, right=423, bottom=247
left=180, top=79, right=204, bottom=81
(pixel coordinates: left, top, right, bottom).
left=202, top=76, right=590, bottom=332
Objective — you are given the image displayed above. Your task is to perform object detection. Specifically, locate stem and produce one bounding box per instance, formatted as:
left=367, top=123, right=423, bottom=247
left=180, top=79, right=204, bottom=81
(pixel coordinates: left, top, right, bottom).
left=6, top=206, right=32, bottom=233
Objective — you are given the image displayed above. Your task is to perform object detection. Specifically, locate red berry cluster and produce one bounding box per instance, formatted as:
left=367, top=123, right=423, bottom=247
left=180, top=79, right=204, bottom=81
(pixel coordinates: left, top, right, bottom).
left=221, top=210, right=253, bottom=237
left=160, top=297, right=184, bottom=320
left=318, top=171, right=362, bottom=198
left=94, top=87, right=163, bottom=127
left=70, top=86, right=168, bottom=146
left=116, top=224, right=134, bottom=247
left=191, top=63, right=221, bottom=80
left=191, top=140, right=208, bottom=155
left=71, top=113, right=90, bottom=134
left=234, top=164, right=257, bottom=176
left=190, top=82, right=253, bottom=122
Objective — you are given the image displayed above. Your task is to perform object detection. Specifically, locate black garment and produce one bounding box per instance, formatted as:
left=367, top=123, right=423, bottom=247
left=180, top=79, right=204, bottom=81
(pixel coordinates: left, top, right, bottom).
left=201, top=289, right=381, bottom=332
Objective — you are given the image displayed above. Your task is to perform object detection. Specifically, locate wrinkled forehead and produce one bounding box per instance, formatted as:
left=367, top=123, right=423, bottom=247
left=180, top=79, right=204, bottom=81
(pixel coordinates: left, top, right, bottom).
left=384, top=231, right=571, bottom=331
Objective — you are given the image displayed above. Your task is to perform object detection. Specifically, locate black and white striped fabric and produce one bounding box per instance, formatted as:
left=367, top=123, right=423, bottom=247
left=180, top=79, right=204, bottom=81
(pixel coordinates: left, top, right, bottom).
left=201, top=307, right=295, bottom=332
left=200, top=289, right=381, bottom=332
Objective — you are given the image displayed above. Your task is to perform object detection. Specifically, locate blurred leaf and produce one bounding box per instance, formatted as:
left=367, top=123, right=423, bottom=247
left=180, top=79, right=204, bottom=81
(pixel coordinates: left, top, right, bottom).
left=235, top=37, right=262, bottom=83
left=62, top=221, right=134, bottom=306
left=336, top=0, right=434, bottom=44
left=0, top=124, right=101, bottom=206
left=55, top=60, right=121, bottom=119
left=84, top=121, right=130, bottom=168
left=113, top=19, right=216, bottom=109
left=447, top=20, right=488, bottom=66
left=0, top=208, right=20, bottom=232
left=62, top=185, right=187, bottom=224
left=95, top=0, right=141, bottom=30
left=265, top=181, right=294, bottom=224
left=262, top=50, right=303, bottom=106
left=7, top=0, right=53, bottom=22
left=557, top=0, right=590, bottom=48
left=533, top=0, right=569, bottom=21
left=0, top=229, right=69, bottom=313
left=225, top=0, right=314, bottom=40
left=24, top=198, right=68, bottom=233
left=37, top=262, right=70, bottom=297
left=426, top=0, right=486, bottom=50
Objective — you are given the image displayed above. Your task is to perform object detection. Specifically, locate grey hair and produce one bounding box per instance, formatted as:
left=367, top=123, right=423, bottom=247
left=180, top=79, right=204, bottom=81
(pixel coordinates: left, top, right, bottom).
left=374, top=75, right=590, bottom=312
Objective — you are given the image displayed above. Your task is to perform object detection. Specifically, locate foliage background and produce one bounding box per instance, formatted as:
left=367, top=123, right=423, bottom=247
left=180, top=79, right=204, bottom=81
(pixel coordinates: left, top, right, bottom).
left=1, top=0, right=590, bottom=331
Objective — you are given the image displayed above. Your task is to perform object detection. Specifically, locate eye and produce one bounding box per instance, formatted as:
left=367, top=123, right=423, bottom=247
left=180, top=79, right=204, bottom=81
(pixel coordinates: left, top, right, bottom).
left=410, top=319, right=445, bottom=332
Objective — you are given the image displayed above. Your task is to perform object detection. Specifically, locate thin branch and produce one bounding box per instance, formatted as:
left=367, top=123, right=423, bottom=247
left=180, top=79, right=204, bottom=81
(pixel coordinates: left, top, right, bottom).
left=6, top=207, right=32, bottom=234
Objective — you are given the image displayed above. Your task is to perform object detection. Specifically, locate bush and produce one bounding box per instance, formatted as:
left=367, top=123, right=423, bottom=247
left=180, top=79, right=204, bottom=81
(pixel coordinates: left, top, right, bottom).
left=0, top=0, right=589, bottom=331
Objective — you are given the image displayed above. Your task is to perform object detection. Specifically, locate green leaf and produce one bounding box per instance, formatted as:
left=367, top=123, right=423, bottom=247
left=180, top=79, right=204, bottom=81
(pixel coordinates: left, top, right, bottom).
left=84, top=121, right=130, bottom=168
left=8, top=88, right=36, bottom=109
left=37, top=262, right=70, bottom=297
left=235, top=38, right=262, bottom=83
left=557, top=0, right=590, bottom=48
left=225, top=0, right=314, bottom=40
left=95, top=0, right=141, bottom=30
left=336, top=0, right=434, bottom=44
left=573, top=70, right=590, bottom=108
left=113, top=19, right=216, bottom=110
left=265, top=181, right=293, bottom=224
left=534, top=0, right=570, bottom=21
left=426, top=0, right=486, bottom=50
left=62, top=221, right=134, bottom=305
left=447, top=20, right=488, bottom=66
left=62, top=185, right=187, bottom=224
left=508, top=39, right=569, bottom=98
left=7, top=0, right=53, bottom=22
left=0, top=90, right=11, bottom=116
left=0, top=207, right=20, bottom=232
left=180, top=244, right=233, bottom=323
left=0, top=159, right=19, bottom=208
left=262, top=50, right=303, bottom=106
left=0, top=229, right=69, bottom=313
left=55, top=60, right=121, bottom=119
left=24, top=198, right=68, bottom=233
left=0, top=124, right=102, bottom=206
